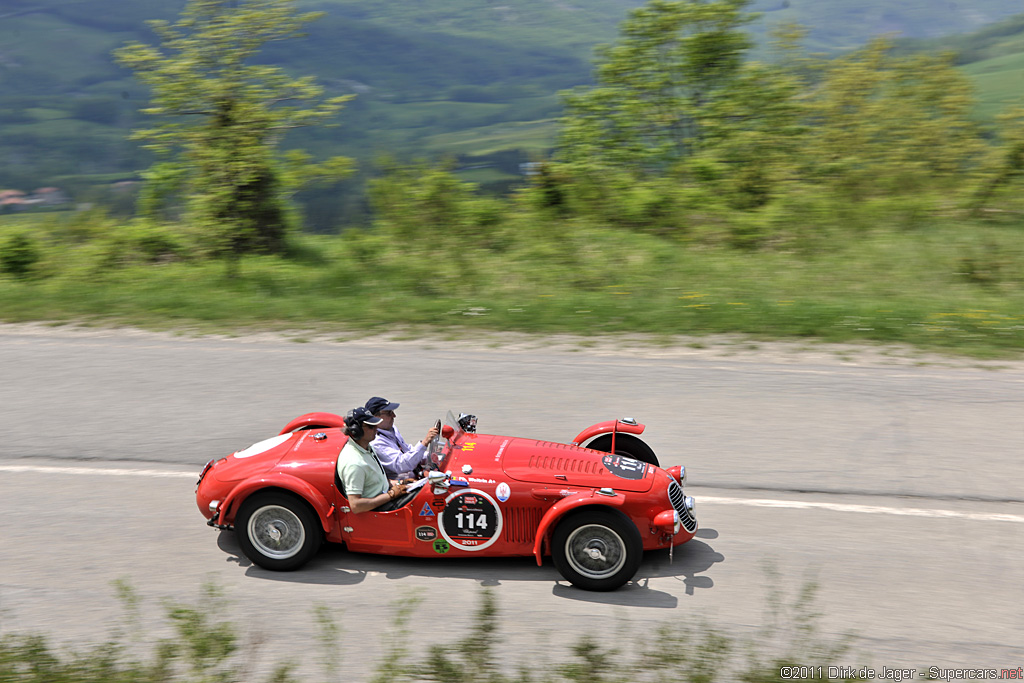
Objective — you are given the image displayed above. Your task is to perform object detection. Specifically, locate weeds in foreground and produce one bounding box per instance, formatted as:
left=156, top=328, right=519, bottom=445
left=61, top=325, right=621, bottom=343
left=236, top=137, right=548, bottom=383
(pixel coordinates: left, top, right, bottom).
left=0, top=577, right=864, bottom=683
left=0, top=581, right=295, bottom=683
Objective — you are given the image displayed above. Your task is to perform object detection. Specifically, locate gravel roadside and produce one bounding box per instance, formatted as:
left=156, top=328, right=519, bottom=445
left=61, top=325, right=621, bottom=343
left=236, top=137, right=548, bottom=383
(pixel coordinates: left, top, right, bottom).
left=3, top=321, right=1023, bottom=372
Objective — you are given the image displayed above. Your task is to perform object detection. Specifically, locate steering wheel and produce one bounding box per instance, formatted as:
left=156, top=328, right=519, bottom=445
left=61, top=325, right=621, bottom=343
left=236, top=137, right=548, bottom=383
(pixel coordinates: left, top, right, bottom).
left=426, top=418, right=443, bottom=461
left=415, top=419, right=444, bottom=477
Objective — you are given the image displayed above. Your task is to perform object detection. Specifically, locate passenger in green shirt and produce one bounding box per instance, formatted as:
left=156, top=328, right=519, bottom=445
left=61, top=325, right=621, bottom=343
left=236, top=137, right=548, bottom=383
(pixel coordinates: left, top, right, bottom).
left=337, top=406, right=408, bottom=513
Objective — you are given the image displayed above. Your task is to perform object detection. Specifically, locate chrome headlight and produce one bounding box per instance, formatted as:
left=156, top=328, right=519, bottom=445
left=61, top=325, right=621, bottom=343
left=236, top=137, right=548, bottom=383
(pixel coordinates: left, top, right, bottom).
left=666, top=465, right=686, bottom=484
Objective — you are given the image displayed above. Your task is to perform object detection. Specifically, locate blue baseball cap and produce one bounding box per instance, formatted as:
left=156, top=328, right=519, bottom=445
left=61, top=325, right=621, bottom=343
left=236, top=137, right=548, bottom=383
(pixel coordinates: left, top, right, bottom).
left=365, top=397, right=400, bottom=415
left=346, top=406, right=383, bottom=427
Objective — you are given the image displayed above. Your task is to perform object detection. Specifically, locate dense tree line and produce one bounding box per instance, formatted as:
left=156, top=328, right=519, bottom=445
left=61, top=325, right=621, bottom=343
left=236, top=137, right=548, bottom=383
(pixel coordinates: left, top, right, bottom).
left=524, top=0, right=1008, bottom=244
left=20, top=0, right=1024, bottom=266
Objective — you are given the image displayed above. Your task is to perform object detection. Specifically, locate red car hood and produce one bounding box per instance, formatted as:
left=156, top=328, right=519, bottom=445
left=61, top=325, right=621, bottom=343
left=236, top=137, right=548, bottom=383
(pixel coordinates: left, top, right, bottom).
left=487, top=435, right=654, bottom=492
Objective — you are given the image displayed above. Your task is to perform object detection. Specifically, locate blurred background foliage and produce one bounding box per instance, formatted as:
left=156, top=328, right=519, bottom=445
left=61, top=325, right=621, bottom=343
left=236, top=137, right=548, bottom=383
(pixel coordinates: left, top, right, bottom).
left=2, top=0, right=1024, bottom=227
left=2, top=0, right=1024, bottom=355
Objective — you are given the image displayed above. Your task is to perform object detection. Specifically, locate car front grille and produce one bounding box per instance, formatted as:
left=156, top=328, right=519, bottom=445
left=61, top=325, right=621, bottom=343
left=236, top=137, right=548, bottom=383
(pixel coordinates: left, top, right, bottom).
left=668, top=480, right=697, bottom=533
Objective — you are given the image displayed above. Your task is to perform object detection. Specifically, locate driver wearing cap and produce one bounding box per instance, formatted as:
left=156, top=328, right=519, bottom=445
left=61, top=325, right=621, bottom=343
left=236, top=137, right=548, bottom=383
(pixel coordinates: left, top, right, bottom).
left=365, top=396, right=440, bottom=479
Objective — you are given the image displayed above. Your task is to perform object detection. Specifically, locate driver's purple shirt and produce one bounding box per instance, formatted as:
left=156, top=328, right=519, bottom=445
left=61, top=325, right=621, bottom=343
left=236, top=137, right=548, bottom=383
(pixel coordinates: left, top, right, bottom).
left=370, top=426, right=427, bottom=478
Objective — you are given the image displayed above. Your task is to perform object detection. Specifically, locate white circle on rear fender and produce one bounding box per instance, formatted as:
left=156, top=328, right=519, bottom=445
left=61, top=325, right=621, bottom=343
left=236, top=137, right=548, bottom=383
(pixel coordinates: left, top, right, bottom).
left=234, top=433, right=292, bottom=458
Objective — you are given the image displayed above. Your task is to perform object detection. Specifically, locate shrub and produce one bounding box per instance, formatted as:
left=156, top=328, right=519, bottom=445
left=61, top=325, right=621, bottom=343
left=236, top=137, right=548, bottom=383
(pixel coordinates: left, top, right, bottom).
left=0, top=232, right=41, bottom=279
left=93, top=221, right=191, bottom=270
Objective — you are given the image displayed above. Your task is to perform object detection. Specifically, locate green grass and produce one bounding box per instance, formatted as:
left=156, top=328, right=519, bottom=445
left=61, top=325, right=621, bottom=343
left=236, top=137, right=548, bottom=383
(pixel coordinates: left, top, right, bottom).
left=3, top=210, right=1024, bottom=358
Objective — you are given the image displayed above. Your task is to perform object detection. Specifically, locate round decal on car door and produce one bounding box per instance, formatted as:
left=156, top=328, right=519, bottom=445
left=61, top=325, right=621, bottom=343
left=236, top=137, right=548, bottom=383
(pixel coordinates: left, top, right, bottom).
left=439, top=489, right=503, bottom=551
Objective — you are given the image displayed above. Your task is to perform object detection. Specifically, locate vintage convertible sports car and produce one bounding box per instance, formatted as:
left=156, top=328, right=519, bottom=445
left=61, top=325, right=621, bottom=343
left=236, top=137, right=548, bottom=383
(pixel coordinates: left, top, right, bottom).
left=196, top=411, right=696, bottom=591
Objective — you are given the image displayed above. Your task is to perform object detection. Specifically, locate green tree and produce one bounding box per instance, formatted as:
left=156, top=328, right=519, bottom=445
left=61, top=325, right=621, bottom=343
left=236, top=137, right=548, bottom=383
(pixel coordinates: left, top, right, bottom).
left=368, top=161, right=507, bottom=252
left=557, top=0, right=755, bottom=176
left=972, top=107, right=1024, bottom=211
left=804, top=38, right=982, bottom=200
left=548, top=0, right=811, bottom=228
left=551, top=3, right=986, bottom=237
left=115, top=0, right=353, bottom=259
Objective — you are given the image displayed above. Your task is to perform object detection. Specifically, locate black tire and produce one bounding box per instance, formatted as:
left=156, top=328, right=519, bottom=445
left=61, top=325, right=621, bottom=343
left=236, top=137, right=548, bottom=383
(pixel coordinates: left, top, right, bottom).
left=587, top=433, right=659, bottom=466
left=236, top=491, right=322, bottom=571
left=551, top=508, right=643, bottom=591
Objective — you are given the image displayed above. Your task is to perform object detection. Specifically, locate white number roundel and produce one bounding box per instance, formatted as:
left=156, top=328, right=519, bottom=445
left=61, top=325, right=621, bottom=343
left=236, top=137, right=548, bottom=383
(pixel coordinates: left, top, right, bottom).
left=439, top=489, right=503, bottom=552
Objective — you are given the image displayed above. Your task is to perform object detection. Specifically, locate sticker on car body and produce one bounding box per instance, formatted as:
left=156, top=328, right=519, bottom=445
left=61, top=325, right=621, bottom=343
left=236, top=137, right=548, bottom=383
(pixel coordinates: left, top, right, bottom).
left=602, top=454, right=647, bottom=480
left=495, top=439, right=509, bottom=462
left=415, top=526, right=437, bottom=542
left=439, top=489, right=503, bottom=552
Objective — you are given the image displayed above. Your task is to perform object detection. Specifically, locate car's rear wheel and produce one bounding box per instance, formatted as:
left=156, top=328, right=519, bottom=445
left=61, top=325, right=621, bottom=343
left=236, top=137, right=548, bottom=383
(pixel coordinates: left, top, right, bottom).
left=236, top=491, right=321, bottom=571
left=551, top=509, right=643, bottom=591
left=587, top=433, right=659, bottom=466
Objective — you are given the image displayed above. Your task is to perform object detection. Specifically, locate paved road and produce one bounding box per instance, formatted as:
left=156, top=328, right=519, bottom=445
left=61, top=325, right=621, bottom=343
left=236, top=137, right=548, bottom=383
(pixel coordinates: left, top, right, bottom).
left=1, top=327, right=1022, bottom=679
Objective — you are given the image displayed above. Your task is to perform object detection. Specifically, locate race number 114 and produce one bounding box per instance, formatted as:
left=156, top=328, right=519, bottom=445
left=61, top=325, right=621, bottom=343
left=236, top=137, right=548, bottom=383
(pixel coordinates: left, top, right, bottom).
left=455, top=512, right=488, bottom=530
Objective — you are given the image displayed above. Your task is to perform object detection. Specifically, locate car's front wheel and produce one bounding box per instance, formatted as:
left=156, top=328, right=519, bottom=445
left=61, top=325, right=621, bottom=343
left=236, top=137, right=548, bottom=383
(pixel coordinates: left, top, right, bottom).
left=236, top=491, right=322, bottom=571
left=551, top=509, right=642, bottom=591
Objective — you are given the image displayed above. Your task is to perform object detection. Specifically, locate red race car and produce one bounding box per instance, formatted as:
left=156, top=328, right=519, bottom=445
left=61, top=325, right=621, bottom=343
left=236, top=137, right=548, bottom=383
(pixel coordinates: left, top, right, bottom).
left=196, top=411, right=696, bottom=591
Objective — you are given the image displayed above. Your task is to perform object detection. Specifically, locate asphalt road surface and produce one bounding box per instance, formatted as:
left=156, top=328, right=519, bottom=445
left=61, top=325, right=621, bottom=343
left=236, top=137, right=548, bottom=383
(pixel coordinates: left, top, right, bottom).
left=2, top=326, right=1022, bottom=680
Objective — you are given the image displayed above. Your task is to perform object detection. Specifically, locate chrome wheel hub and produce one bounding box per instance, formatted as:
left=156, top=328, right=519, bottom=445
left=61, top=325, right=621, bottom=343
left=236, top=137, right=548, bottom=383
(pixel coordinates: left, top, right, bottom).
left=565, top=524, right=626, bottom=580
left=248, top=505, right=305, bottom=560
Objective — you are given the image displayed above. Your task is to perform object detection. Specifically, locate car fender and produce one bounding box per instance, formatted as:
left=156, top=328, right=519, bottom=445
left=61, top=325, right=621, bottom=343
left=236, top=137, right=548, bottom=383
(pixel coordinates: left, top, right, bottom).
left=532, top=491, right=626, bottom=566
left=571, top=419, right=645, bottom=447
left=278, top=412, right=346, bottom=435
left=219, top=473, right=334, bottom=534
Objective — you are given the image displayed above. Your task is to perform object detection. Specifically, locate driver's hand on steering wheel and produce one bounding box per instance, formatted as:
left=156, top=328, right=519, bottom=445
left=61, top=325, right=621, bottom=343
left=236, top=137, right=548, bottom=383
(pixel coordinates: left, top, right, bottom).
left=421, top=425, right=440, bottom=446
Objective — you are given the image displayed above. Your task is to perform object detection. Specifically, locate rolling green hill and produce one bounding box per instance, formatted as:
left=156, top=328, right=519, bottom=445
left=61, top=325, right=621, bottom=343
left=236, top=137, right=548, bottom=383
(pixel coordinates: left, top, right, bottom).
left=0, top=1, right=634, bottom=191
left=3, top=0, right=1024, bottom=228
left=755, top=0, right=1023, bottom=51
left=962, top=51, right=1024, bottom=121
left=894, top=12, right=1024, bottom=122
